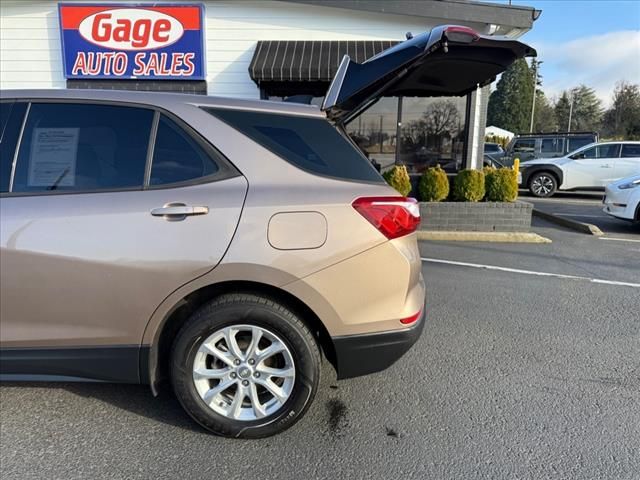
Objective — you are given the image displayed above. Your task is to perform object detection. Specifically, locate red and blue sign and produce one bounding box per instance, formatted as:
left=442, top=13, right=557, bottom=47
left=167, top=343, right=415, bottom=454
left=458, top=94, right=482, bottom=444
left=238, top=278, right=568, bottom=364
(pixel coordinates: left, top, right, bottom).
left=58, top=3, right=205, bottom=80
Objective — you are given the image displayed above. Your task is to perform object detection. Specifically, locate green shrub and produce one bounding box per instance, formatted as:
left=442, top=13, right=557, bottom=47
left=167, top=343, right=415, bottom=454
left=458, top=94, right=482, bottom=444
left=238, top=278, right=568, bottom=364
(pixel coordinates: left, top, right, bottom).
left=419, top=165, right=449, bottom=202
left=485, top=167, right=518, bottom=202
left=452, top=169, right=485, bottom=202
left=382, top=165, right=411, bottom=196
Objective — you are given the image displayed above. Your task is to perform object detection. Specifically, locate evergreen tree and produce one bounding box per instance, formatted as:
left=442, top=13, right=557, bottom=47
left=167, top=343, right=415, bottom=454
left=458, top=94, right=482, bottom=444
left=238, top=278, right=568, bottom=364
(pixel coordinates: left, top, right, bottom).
left=555, top=85, right=603, bottom=132
left=487, top=58, right=534, bottom=133
left=602, top=81, right=640, bottom=139
left=532, top=90, right=557, bottom=132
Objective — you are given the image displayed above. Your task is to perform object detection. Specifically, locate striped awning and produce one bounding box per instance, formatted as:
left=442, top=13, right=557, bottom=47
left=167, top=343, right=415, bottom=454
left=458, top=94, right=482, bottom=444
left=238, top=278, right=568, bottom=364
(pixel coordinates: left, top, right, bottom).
left=249, top=40, right=399, bottom=84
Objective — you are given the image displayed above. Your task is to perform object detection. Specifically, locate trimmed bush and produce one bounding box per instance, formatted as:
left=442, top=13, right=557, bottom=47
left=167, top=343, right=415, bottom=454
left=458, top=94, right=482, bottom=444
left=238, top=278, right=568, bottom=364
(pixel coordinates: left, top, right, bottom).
left=452, top=169, right=485, bottom=202
left=485, top=167, right=518, bottom=202
left=382, top=165, right=412, bottom=196
left=419, top=165, right=449, bottom=202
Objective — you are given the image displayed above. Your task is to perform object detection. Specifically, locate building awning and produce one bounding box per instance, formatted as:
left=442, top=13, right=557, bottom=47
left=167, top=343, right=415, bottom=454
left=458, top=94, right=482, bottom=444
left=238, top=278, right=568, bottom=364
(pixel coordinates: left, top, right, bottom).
left=249, top=40, right=398, bottom=96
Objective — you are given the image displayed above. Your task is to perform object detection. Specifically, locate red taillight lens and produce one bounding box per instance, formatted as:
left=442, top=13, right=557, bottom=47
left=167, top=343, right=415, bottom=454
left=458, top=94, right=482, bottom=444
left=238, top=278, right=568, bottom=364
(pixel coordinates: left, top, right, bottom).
left=444, top=25, right=480, bottom=43
left=352, top=196, right=420, bottom=240
left=400, top=308, right=423, bottom=325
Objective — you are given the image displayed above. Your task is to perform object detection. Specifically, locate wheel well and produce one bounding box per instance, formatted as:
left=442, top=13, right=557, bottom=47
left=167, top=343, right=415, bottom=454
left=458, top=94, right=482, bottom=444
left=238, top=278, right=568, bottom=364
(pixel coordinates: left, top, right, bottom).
left=149, top=281, right=336, bottom=393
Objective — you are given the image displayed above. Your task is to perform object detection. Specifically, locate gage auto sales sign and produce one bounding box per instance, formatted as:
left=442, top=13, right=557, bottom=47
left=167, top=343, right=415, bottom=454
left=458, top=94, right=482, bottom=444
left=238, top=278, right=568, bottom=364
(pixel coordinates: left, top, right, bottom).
left=58, top=4, right=205, bottom=80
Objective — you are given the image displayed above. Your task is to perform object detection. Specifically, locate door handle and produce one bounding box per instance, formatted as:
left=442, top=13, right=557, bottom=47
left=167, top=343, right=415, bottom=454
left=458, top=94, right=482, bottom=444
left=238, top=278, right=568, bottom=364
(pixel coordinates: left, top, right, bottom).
left=151, top=203, right=209, bottom=219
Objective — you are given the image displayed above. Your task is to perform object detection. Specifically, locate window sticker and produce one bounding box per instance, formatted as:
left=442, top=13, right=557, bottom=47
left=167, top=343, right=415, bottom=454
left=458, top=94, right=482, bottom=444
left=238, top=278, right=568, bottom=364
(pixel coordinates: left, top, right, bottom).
left=27, top=128, right=79, bottom=187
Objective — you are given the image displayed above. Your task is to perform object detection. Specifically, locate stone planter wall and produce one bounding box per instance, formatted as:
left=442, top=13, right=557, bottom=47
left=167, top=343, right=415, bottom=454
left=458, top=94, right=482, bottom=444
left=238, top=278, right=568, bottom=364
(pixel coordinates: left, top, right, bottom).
left=419, top=201, right=533, bottom=232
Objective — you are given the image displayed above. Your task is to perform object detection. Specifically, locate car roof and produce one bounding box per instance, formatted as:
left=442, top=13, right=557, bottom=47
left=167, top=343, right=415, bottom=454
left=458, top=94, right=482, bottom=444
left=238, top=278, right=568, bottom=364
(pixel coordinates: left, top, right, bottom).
left=0, top=89, right=326, bottom=118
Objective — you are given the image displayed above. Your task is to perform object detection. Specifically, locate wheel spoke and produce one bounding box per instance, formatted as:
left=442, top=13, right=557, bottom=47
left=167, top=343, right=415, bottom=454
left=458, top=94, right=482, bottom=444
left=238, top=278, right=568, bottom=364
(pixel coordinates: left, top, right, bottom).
left=245, top=327, right=263, bottom=360
left=201, top=343, right=236, bottom=368
left=248, top=383, right=267, bottom=419
left=194, top=367, right=230, bottom=379
left=228, top=387, right=246, bottom=419
left=202, top=378, right=235, bottom=405
left=255, top=377, right=288, bottom=403
left=224, top=327, right=245, bottom=360
left=257, top=365, right=295, bottom=378
left=255, top=341, right=286, bottom=364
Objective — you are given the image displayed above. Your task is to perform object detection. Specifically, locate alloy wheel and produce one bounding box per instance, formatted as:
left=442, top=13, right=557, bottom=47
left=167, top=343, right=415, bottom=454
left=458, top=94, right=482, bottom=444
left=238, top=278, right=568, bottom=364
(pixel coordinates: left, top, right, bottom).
left=531, top=175, right=555, bottom=196
left=192, top=325, right=295, bottom=421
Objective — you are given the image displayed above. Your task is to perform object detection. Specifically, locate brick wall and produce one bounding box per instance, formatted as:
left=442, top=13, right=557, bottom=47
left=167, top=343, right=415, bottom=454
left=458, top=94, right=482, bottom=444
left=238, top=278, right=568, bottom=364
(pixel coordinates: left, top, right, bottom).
left=419, top=201, right=532, bottom=232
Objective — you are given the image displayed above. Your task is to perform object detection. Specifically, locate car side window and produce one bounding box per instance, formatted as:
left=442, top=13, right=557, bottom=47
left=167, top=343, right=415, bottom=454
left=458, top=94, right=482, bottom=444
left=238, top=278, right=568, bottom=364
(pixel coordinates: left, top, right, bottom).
left=513, top=139, right=535, bottom=153
left=541, top=138, right=564, bottom=154
left=11, top=102, right=153, bottom=194
left=150, top=115, right=219, bottom=186
left=621, top=144, right=640, bottom=158
left=0, top=102, right=28, bottom=193
left=578, top=146, right=597, bottom=159
left=568, top=137, right=593, bottom=152
left=596, top=144, right=621, bottom=158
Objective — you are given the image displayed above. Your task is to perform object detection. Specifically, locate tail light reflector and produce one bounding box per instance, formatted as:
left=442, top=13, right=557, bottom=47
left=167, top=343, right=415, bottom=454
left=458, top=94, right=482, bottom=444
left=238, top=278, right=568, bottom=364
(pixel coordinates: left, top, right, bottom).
left=352, top=196, right=420, bottom=240
left=400, top=308, right=423, bottom=325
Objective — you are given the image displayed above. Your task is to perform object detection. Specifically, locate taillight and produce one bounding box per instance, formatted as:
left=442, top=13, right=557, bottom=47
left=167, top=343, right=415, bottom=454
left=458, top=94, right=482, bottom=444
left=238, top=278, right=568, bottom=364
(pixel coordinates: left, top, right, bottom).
left=444, top=25, right=480, bottom=43
left=352, top=196, right=420, bottom=240
left=400, top=308, right=423, bottom=325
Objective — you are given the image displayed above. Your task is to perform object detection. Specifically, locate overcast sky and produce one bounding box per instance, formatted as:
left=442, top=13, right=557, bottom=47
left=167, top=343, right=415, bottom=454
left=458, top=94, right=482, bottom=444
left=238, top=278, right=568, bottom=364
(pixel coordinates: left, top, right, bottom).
left=489, top=0, right=640, bottom=106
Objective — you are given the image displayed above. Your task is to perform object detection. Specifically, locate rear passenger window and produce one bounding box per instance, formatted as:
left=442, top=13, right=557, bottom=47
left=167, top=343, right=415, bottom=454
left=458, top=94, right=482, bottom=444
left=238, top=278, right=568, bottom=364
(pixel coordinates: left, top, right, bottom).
left=568, top=137, right=593, bottom=152
left=541, top=138, right=563, bottom=154
left=12, top=103, right=153, bottom=193
left=0, top=102, right=28, bottom=193
left=621, top=144, right=640, bottom=158
left=512, top=139, right=535, bottom=153
left=204, top=108, right=383, bottom=183
left=150, top=115, right=219, bottom=186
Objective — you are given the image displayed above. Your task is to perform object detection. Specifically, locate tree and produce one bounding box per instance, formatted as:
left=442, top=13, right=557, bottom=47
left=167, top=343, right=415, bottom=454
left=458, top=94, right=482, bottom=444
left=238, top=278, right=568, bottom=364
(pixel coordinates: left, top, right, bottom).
left=555, top=85, right=603, bottom=132
left=602, top=81, right=640, bottom=139
left=532, top=90, right=557, bottom=132
left=487, top=58, right=534, bottom=133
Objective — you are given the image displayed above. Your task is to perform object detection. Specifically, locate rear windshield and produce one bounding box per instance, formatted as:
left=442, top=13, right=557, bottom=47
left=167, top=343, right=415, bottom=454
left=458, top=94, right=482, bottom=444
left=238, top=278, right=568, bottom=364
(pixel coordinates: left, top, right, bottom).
left=203, top=108, right=383, bottom=183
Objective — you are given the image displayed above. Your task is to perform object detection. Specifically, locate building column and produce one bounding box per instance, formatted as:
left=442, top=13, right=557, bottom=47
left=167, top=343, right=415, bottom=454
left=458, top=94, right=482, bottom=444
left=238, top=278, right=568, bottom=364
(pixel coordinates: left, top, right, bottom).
left=464, top=84, right=490, bottom=170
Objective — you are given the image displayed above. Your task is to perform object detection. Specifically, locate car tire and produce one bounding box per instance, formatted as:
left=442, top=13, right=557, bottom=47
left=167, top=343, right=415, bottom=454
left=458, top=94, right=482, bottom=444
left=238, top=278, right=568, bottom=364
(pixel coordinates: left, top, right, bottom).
left=170, top=293, right=320, bottom=438
left=529, top=172, right=558, bottom=197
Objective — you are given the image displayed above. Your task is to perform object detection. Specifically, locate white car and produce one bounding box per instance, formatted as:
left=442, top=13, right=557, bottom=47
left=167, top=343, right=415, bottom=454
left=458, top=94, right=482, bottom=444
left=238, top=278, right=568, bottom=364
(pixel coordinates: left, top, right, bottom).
left=518, top=141, right=640, bottom=197
left=603, top=174, right=640, bottom=223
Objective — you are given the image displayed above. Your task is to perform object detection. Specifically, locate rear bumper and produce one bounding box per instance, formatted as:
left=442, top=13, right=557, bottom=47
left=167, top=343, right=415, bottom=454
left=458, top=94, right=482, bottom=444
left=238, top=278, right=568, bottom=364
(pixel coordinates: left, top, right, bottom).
left=332, top=307, right=425, bottom=380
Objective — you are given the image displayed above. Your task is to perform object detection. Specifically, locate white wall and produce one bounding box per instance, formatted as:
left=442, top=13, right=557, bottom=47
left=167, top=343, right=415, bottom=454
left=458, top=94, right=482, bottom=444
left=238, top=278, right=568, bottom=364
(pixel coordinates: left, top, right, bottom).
left=0, top=0, right=489, bottom=98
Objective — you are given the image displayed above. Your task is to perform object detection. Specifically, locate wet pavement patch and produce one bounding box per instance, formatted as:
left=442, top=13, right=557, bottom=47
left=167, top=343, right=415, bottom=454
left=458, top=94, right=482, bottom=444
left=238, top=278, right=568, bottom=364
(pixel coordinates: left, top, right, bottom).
left=326, top=398, right=348, bottom=435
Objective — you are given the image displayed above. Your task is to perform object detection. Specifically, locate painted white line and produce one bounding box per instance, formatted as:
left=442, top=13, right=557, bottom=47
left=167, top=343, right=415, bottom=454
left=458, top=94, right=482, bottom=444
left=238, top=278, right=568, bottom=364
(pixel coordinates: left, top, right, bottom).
left=599, top=237, right=640, bottom=244
left=421, top=257, right=640, bottom=288
left=556, top=213, right=608, bottom=218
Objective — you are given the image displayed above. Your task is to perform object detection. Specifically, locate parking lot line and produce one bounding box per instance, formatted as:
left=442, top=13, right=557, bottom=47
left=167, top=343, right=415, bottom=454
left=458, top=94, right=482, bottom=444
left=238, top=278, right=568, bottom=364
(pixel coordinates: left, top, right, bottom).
left=556, top=213, right=608, bottom=218
left=421, top=257, right=640, bottom=288
left=599, top=237, right=640, bottom=243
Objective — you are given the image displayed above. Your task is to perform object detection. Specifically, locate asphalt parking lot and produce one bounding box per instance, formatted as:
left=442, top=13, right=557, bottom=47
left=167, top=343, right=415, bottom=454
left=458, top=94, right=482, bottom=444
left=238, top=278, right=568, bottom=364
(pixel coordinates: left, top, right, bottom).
left=1, top=223, right=639, bottom=480
left=520, top=190, right=640, bottom=239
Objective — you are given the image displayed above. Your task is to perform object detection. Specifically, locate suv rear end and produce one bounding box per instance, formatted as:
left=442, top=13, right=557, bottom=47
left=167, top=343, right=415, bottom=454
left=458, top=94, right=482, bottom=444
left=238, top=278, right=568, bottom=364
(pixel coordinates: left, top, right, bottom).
left=1, top=24, right=534, bottom=438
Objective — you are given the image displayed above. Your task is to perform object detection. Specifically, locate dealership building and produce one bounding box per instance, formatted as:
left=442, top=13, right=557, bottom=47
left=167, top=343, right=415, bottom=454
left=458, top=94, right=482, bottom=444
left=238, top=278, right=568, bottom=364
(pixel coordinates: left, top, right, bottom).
left=0, top=0, right=538, bottom=171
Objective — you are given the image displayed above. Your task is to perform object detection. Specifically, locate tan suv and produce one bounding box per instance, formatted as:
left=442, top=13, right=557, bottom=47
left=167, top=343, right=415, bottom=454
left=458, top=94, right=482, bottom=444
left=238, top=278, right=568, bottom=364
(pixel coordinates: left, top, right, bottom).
left=0, top=26, right=533, bottom=437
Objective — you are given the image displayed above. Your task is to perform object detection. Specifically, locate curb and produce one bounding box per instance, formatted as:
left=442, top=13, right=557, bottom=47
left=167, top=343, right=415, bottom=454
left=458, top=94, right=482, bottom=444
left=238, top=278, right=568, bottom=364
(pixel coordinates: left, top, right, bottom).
left=532, top=209, right=604, bottom=236
left=416, top=231, right=552, bottom=243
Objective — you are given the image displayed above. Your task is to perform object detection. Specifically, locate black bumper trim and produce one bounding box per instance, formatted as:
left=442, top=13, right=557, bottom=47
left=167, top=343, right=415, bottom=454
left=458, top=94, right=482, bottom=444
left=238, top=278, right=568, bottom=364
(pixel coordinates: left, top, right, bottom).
left=332, top=309, right=425, bottom=380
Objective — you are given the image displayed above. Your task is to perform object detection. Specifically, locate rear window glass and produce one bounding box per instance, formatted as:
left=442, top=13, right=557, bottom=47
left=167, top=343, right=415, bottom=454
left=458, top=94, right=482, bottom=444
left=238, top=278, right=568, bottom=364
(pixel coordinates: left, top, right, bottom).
left=621, top=144, right=640, bottom=158
left=568, top=137, right=594, bottom=152
left=203, top=108, right=383, bottom=183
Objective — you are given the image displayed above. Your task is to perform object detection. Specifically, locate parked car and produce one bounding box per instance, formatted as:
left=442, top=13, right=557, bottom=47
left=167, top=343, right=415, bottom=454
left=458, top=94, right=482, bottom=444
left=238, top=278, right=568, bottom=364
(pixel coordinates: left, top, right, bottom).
left=603, top=174, right=640, bottom=223
left=503, top=131, right=598, bottom=165
left=0, top=25, right=534, bottom=438
left=518, top=141, right=640, bottom=197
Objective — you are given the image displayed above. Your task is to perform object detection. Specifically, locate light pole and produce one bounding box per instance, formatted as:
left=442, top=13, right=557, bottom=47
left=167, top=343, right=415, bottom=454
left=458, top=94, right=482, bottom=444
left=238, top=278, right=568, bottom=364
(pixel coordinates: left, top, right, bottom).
left=567, top=89, right=574, bottom=133
left=529, top=60, right=538, bottom=133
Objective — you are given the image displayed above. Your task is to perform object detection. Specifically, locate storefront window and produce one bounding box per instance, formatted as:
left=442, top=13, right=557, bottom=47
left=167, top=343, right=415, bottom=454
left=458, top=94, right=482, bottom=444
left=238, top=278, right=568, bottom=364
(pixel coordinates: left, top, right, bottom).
left=344, top=98, right=399, bottom=171
left=266, top=93, right=469, bottom=173
left=399, top=97, right=467, bottom=173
